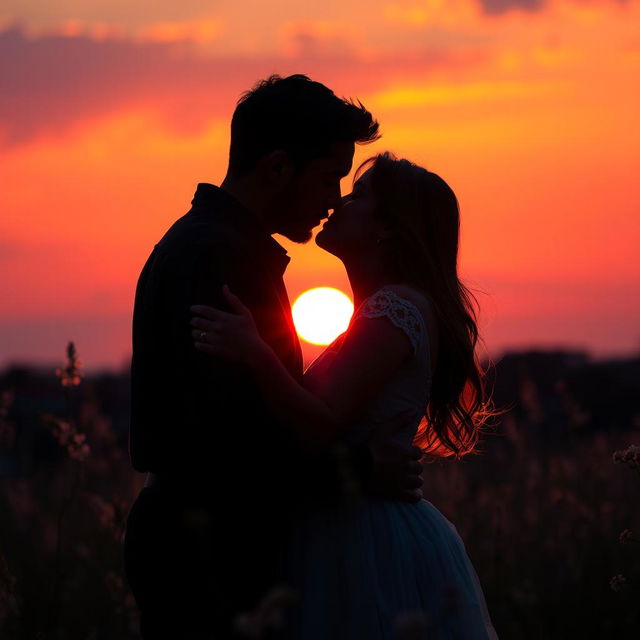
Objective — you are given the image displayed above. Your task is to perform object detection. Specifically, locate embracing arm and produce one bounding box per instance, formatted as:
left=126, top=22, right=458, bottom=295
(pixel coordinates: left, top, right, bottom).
left=190, top=286, right=414, bottom=450
left=233, top=336, right=340, bottom=448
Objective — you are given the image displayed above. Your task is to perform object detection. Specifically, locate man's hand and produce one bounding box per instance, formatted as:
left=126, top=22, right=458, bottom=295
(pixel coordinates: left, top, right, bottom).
left=366, top=411, right=424, bottom=502
left=190, top=285, right=267, bottom=366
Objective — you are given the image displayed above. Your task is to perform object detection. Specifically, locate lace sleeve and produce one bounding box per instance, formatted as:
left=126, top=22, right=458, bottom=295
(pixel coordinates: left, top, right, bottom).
left=355, top=289, right=424, bottom=356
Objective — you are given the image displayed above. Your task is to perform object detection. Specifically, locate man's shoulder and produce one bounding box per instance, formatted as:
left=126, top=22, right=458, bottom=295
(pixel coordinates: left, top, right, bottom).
left=156, top=207, right=251, bottom=258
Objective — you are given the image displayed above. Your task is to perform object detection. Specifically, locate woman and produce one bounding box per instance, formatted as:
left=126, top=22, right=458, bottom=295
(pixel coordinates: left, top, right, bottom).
left=190, top=152, right=498, bottom=639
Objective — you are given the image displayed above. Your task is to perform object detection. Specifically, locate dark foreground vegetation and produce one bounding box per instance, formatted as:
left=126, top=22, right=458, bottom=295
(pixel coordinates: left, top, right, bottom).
left=0, top=345, right=639, bottom=639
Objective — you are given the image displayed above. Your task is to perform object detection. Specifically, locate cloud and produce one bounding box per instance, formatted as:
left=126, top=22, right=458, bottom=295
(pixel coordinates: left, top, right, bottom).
left=0, top=25, right=481, bottom=148
left=0, top=0, right=223, bottom=29
left=0, top=26, right=250, bottom=147
left=478, top=0, right=546, bottom=14
left=0, top=313, right=133, bottom=371
left=134, top=20, right=224, bottom=43
left=279, top=21, right=362, bottom=58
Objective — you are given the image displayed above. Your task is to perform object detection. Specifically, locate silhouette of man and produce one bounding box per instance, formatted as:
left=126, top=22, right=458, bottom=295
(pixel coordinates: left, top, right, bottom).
left=124, top=75, right=424, bottom=639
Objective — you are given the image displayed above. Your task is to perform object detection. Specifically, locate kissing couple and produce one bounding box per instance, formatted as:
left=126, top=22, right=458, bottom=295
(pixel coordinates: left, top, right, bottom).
left=124, top=74, right=499, bottom=639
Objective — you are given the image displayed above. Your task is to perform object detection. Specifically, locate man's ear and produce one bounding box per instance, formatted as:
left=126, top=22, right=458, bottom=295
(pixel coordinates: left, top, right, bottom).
left=259, top=149, right=294, bottom=191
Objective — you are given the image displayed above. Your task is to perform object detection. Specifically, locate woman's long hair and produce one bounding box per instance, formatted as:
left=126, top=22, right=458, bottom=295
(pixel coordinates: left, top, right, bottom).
left=360, top=152, right=497, bottom=458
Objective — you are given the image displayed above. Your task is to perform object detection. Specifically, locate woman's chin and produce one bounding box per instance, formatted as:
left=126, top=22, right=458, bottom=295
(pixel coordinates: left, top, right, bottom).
left=315, top=229, right=337, bottom=255
left=315, top=228, right=327, bottom=247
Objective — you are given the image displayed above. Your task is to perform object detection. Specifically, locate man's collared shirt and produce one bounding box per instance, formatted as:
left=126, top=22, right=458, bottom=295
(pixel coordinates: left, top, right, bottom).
left=130, top=183, right=303, bottom=488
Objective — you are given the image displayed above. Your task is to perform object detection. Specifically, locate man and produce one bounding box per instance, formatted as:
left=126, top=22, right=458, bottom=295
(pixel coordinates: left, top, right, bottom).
left=124, top=74, right=424, bottom=639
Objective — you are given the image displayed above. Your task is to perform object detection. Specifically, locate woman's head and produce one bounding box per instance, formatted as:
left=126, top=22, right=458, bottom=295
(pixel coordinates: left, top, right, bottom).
left=317, top=152, right=460, bottom=286
left=319, top=151, right=495, bottom=458
left=315, top=163, right=382, bottom=258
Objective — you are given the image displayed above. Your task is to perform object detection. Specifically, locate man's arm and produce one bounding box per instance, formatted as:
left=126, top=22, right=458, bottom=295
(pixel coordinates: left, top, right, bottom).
left=192, top=291, right=412, bottom=447
left=155, top=239, right=267, bottom=464
left=191, top=288, right=425, bottom=500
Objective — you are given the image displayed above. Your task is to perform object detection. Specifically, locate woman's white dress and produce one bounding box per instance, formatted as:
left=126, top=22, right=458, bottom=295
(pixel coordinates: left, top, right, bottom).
left=278, top=288, right=498, bottom=639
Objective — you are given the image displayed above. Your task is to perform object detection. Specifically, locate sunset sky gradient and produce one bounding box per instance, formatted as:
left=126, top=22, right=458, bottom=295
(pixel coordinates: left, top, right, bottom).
left=1, top=0, right=638, bottom=369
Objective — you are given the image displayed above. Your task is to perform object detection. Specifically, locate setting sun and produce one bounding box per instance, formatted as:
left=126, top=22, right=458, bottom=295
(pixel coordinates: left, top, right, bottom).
left=291, top=287, right=354, bottom=346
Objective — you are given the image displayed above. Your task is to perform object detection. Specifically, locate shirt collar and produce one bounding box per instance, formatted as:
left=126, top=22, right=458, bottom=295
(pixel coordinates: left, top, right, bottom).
left=191, top=183, right=290, bottom=275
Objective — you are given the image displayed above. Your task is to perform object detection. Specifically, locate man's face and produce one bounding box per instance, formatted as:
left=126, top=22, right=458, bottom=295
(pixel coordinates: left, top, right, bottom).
left=273, top=140, right=355, bottom=243
left=315, top=168, right=382, bottom=259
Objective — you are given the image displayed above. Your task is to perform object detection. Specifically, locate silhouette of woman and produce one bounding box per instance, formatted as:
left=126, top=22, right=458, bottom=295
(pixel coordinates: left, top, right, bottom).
left=191, top=152, right=499, bottom=639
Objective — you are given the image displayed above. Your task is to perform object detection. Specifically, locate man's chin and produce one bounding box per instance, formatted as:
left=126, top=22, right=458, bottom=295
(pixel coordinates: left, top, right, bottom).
left=279, top=228, right=314, bottom=244
left=314, top=230, right=338, bottom=256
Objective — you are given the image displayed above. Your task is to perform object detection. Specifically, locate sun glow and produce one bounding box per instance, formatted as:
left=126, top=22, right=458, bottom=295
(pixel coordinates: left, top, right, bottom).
left=291, top=287, right=354, bottom=346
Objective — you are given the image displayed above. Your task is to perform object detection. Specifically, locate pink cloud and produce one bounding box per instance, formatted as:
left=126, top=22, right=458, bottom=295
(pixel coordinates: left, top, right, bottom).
left=0, top=25, right=485, bottom=148
left=476, top=0, right=628, bottom=15
left=478, top=0, right=545, bottom=14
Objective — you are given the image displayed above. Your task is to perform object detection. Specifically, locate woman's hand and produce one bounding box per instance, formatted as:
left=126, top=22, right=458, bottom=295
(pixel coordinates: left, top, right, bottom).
left=365, top=411, right=424, bottom=502
left=190, top=285, right=267, bottom=365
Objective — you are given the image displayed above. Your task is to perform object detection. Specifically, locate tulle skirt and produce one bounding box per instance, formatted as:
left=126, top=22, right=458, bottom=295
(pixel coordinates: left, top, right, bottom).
left=277, top=497, right=498, bottom=639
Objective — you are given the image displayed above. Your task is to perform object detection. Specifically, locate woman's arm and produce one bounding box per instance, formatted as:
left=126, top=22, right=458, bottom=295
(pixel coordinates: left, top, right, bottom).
left=190, top=286, right=414, bottom=449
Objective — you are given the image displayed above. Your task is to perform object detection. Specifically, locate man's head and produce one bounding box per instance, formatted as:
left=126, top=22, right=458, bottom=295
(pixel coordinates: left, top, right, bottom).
left=226, top=74, right=380, bottom=242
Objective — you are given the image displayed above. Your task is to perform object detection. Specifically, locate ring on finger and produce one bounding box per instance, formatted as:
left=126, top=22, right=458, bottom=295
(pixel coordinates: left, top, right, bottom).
left=200, top=331, right=207, bottom=340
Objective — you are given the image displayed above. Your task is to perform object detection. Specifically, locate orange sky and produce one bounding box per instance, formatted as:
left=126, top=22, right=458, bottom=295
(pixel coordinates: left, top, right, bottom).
left=1, top=0, right=639, bottom=369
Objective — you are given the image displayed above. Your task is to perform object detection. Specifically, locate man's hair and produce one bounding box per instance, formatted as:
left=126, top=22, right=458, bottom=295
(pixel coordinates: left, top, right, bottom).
left=228, top=74, right=380, bottom=177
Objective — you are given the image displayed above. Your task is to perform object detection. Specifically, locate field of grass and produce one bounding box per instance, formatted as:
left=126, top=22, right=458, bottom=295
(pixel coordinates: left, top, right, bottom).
left=0, top=345, right=638, bottom=638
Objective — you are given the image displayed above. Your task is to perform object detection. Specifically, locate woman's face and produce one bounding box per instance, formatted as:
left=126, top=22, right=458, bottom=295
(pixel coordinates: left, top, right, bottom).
left=315, top=167, right=387, bottom=259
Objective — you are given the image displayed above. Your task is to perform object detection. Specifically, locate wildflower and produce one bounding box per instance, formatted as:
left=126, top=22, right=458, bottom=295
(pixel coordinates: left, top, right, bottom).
left=619, top=529, right=633, bottom=545
left=0, top=390, right=13, bottom=418
left=55, top=341, right=83, bottom=387
left=68, top=441, right=90, bottom=461
left=0, top=552, right=21, bottom=620
left=45, top=414, right=72, bottom=444
left=0, top=390, right=16, bottom=450
left=233, top=585, right=298, bottom=638
left=67, top=432, right=90, bottom=461
left=87, top=495, right=116, bottom=529
left=612, top=444, right=640, bottom=470
left=609, top=574, right=627, bottom=593
left=43, top=414, right=91, bottom=462
left=105, top=570, right=125, bottom=595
